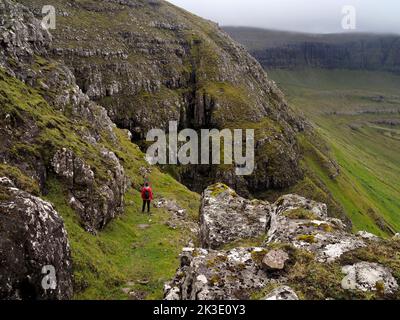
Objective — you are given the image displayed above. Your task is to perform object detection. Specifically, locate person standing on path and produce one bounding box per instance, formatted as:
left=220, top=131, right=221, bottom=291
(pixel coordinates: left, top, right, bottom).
left=141, top=182, right=153, bottom=214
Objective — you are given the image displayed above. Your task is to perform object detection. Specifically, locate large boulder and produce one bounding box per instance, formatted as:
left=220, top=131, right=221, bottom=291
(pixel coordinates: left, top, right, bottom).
left=341, top=262, right=399, bottom=294
left=164, top=247, right=269, bottom=300
left=261, top=249, right=289, bottom=271
left=267, top=194, right=365, bottom=262
left=200, top=184, right=270, bottom=249
left=0, top=177, right=73, bottom=299
left=51, top=148, right=127, bottom=233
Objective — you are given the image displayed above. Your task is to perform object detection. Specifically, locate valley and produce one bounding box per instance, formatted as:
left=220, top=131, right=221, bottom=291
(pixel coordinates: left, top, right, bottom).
left=224, top=26, right=400, bottom=237
left=268, top=68, right=400, bottom=236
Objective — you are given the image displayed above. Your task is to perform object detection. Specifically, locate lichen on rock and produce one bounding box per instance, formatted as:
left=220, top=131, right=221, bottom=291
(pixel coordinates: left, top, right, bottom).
left=0, top=177, right=73, bottom=300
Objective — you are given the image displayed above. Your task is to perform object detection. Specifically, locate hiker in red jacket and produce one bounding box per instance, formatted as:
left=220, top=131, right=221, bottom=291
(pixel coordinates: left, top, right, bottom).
left=141, top=182, right=153, bottom=213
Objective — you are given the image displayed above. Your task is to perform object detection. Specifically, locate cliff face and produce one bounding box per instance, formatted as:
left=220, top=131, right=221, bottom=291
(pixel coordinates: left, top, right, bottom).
left=18, top=0, right=307, bottom=196
left=0, top=0, right=129, bottom=233
left=224, top=27, right=400, bottom=73
left=0, top=0, right=138, bottom=298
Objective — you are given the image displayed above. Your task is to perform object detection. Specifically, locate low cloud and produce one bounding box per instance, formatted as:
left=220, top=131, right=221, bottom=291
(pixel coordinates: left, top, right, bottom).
left=167, top=0, right=400, bottom=34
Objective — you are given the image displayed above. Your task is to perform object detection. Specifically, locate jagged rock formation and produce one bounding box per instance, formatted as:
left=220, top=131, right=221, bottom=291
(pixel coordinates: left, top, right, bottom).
left=199, top=183, right=270, bottom=249
left=0, top=177, right=73, bottom=300
left=224, top=27, right=400, bottom=73
left=267, top=194, right=365, bottom=263
left=164, top=247, right=269, bottom=300
left=19, top=0, right=307, bottom=196
left=165, top=184, right=400, bottom=300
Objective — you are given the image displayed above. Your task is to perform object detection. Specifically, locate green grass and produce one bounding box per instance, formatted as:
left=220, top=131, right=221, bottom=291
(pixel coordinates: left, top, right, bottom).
left=41, top=120, right=200, bottom=300
left=45, top=176, right=198, bottom=300
left=269, top=68, right=400, bottom=236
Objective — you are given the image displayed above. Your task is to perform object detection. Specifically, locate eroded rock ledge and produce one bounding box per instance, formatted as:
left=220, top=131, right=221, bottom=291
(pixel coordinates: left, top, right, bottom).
left=165, top=184, right=400, bottom=300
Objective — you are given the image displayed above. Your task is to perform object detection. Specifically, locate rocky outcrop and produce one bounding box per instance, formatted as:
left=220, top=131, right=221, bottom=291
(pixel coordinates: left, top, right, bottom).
left=341, top=262, right=399, bottom=294
left=165, top=184, right=400, bottom=300
left=0, top=177, right=73, bottom=300
left=199, top=184, right=270, bottom=249
left=0, top=0, right=51, bottom=81
left=51, top=148, right=127, bottom=233
left=164, top=247, right=269, bottom=300
left=267, top=194, right=365, bottom=262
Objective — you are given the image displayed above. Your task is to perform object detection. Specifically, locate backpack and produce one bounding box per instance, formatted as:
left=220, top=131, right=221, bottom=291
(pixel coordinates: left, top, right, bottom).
left=144, top=188, right=150, bottom=200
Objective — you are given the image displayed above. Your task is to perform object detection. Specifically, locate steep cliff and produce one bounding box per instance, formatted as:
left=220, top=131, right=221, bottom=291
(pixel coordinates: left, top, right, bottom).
left=224, top=27, right=400, bottom=73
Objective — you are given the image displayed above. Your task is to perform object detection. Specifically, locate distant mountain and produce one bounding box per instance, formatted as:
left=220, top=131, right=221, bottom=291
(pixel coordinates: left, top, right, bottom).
left=223, top=27, right=400, bottom=72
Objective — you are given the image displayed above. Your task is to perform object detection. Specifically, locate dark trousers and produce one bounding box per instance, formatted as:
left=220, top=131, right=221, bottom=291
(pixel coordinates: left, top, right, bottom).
left=142, top=200, right=151, bottom=213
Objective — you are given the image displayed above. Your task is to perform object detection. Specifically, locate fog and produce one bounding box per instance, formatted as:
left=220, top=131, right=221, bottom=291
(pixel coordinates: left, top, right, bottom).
left=166, top=0, right=400, bottom=34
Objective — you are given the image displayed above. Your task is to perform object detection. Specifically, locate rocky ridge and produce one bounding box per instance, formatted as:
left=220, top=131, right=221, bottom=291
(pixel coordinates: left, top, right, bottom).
left=165, top=184, right=400, bottom=300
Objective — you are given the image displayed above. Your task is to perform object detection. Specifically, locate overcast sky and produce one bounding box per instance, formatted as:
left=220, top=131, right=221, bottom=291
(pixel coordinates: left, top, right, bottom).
left=167, top=0, right=400, bottom=34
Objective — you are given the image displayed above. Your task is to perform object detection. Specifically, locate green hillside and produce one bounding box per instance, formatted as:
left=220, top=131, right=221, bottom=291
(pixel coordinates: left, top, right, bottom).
left=269, top=68, right=400, bottom=236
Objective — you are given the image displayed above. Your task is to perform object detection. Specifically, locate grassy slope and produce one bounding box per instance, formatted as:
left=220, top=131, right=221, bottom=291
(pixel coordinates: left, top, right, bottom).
left=43, top=131, right=200, bottom=299
left=1, top=69, right=200, bottom=299
left=269, top=68, right=400, bottom=236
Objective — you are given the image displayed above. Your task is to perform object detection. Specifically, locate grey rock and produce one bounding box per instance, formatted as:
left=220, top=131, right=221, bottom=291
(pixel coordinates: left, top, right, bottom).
left=341, top=262, right=399, bottom=294
left=267, top=195, right=365, bottom=262
left=274, top=194, right=328, bottom=219
left=164, top=247, right=269, bottom=300
left=52, top=148, right=127, bottom=233
left=200, top=184, right=270, bottom=249
left=264, top=286, right=299, bottom=300
left=0, top=177, right=73, bottom=299
left=356, top=231, right=380, bottom=241
left=262, top=250, right=289, bottom=271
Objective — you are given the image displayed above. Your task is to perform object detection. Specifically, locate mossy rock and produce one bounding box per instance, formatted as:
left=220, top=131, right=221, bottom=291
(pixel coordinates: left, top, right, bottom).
left=0, top=186, right=11, bottom=202
left=251, top=249, right=268, bottom=265
left=283, top=208, right=318, bottom=220
left=296, top=234, right=317, bottom=244
left=208, top=183, right=232, bottom=197
left=0, top=164, right=40, bottom=195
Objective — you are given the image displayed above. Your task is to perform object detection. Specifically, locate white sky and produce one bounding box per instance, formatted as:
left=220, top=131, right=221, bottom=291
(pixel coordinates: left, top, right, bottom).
left=166, top=0, right=400, bottom=34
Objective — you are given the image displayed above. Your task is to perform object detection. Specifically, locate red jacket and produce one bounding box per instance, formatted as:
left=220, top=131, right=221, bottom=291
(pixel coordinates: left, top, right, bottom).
left=141, top=186, right=153, bottom=200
